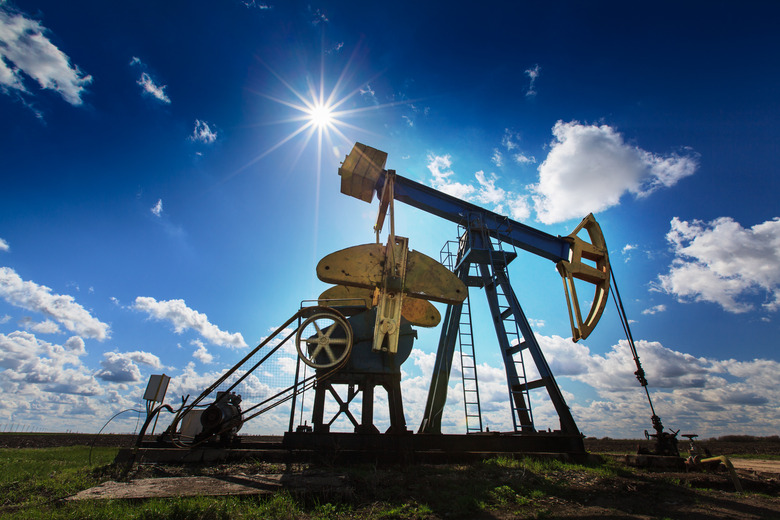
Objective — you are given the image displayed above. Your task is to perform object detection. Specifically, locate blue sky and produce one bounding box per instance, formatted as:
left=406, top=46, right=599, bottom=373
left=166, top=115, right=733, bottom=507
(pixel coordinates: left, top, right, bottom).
left=1, top=0, right=779, bottom=438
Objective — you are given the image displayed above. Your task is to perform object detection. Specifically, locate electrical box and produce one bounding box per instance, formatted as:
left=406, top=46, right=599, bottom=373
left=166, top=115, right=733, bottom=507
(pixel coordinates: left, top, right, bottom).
left=143, top=374, right=170, bottom=403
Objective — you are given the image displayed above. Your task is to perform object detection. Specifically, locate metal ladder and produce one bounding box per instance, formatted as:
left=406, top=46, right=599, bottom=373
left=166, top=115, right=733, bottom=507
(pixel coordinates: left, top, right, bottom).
left=458, top=293, right=483, bottom=433
left=440, top=237, right=484, bottom=434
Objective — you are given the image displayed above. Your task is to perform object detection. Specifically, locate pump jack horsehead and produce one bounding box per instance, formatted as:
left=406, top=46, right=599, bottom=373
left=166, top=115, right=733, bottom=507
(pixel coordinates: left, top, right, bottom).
left=315, top=142, right=610, bottom=440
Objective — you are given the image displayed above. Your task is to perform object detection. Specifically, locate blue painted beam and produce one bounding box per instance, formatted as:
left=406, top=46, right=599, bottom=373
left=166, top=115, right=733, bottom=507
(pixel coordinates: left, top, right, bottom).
left=387, top=174, right=570, bottom=263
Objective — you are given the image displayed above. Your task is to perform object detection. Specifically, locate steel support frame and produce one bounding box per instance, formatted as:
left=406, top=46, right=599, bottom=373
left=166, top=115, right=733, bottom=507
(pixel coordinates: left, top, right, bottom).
left=419, top=228, right=579, bottom=436
left=311, top=374, right=408, bottom=434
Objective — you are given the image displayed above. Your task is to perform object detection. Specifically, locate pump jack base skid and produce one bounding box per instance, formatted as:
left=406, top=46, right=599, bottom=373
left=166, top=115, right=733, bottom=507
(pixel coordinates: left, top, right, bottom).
left=118, top=432, right=588, bottom=465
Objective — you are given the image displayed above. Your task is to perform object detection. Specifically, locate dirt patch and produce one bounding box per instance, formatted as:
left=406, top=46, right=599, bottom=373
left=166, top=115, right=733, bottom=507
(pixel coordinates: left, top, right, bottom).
left=731, top=458, right=780, bottom=477
left=67, top=472, right=351, bottom=501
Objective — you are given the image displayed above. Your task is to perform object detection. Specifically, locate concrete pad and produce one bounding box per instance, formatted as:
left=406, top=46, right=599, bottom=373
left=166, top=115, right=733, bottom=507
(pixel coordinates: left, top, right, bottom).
left=67, top=473, right=350, bottom=501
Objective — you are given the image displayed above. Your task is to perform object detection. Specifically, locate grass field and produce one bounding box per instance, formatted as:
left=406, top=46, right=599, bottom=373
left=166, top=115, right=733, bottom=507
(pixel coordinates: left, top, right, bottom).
left=1, top=444, right=778, bottom=519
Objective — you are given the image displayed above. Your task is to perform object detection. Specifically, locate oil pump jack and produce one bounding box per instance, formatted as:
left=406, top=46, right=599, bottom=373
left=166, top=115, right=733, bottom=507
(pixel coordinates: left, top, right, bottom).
left=147, top=141, right=614, bottom=460
left=281, top=142, right=610, bottom=456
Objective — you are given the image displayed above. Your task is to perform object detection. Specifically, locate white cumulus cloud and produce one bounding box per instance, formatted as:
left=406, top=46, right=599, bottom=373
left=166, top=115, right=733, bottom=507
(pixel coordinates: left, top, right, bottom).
left=134, top=296, right=247, bottom=348
left=530, top=333, right=780, bottom=437
left=96, top=352, right=142, bottom=383
left=95, top=351, right=160, bottom=383
left=192, top=339, right=214, bottom=364
left=532, top=121, right=698, bottom=224
left=0, top=267, right=110, bottom=340
left=657, top=216, right=780, bottom=313
left=0, top=5, right=92, bottom=105
left=18, top=317, right=62, bottom=334
left=0, top=331, right=100, bottom=396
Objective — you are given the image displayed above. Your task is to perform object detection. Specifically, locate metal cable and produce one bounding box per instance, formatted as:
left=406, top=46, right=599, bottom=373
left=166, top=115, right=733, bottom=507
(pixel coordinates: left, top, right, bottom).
left=609, top=264, right=659, bottom=421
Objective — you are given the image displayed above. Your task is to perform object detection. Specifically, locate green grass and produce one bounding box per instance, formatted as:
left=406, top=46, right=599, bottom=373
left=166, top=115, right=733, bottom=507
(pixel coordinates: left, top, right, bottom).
left=2, top=446, right=746, bottom=520
left=727, top=453, right=780, bottom=460
left=0, top=446, right=119, bottom=511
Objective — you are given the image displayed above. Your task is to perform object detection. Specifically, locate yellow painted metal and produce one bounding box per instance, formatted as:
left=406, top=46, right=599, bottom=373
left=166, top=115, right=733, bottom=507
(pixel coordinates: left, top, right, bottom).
left=399, top=297, right=441, bottom=328
left=556, top=213, right=610, bottom=342
left=318, top=285, right=441, bottom=328
left=700, top=455, right=743, bottom=492
left=316, top=243, right=466, bottom=306
left=338, top=142, right=387, bottom=203
left=317, top=243, right=386, bottom=289
left=318, top=285, right=373, bottom=309
left=405, top=250, right=467, bottom=304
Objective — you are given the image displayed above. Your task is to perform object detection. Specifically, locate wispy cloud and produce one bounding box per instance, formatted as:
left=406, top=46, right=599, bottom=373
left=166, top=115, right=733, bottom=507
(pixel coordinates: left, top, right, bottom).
left=241, top=1, right=273, bottom=9
left=0, top=5, right=92, bottom=106
left=134, top=296, right=247, bottom=348
left=426, top=154, right=530, bottom=221
left=525, top=64, right=540, bottom=97
left=642, top=304, right=667, bottom=315
left=309, top=6, right=328, bottom=25
left=190, top=120, right=217, bottom=144
left=360, top=83, right=378, bottom=105
left=0, top=237, right=8, bottom=252
left=657, top=216, right=780, bottom=313
left=327, top=41, right=344, bottom=54
left=150, top=198, right=163, bottom=217
left=137, top=72, right=170, bottom=104
left=130, top=57, right=170, bottom=104
left=427, top=154, right=475, bottom=200
left=532, top=121, right=698, bottom=224
left=0, top=267, right=110, bottom=340
left=491, top=149, right=503, bottom=168
left=513, top=152, right=536, bottom=164
left=500, top=129, right=535, bottom=165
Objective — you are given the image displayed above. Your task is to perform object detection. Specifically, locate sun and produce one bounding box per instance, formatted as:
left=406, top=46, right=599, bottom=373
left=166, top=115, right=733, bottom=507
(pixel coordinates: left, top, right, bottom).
left=308, top=102, right=334, bottom=129
left=233, top=55, right=411, bottom=181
